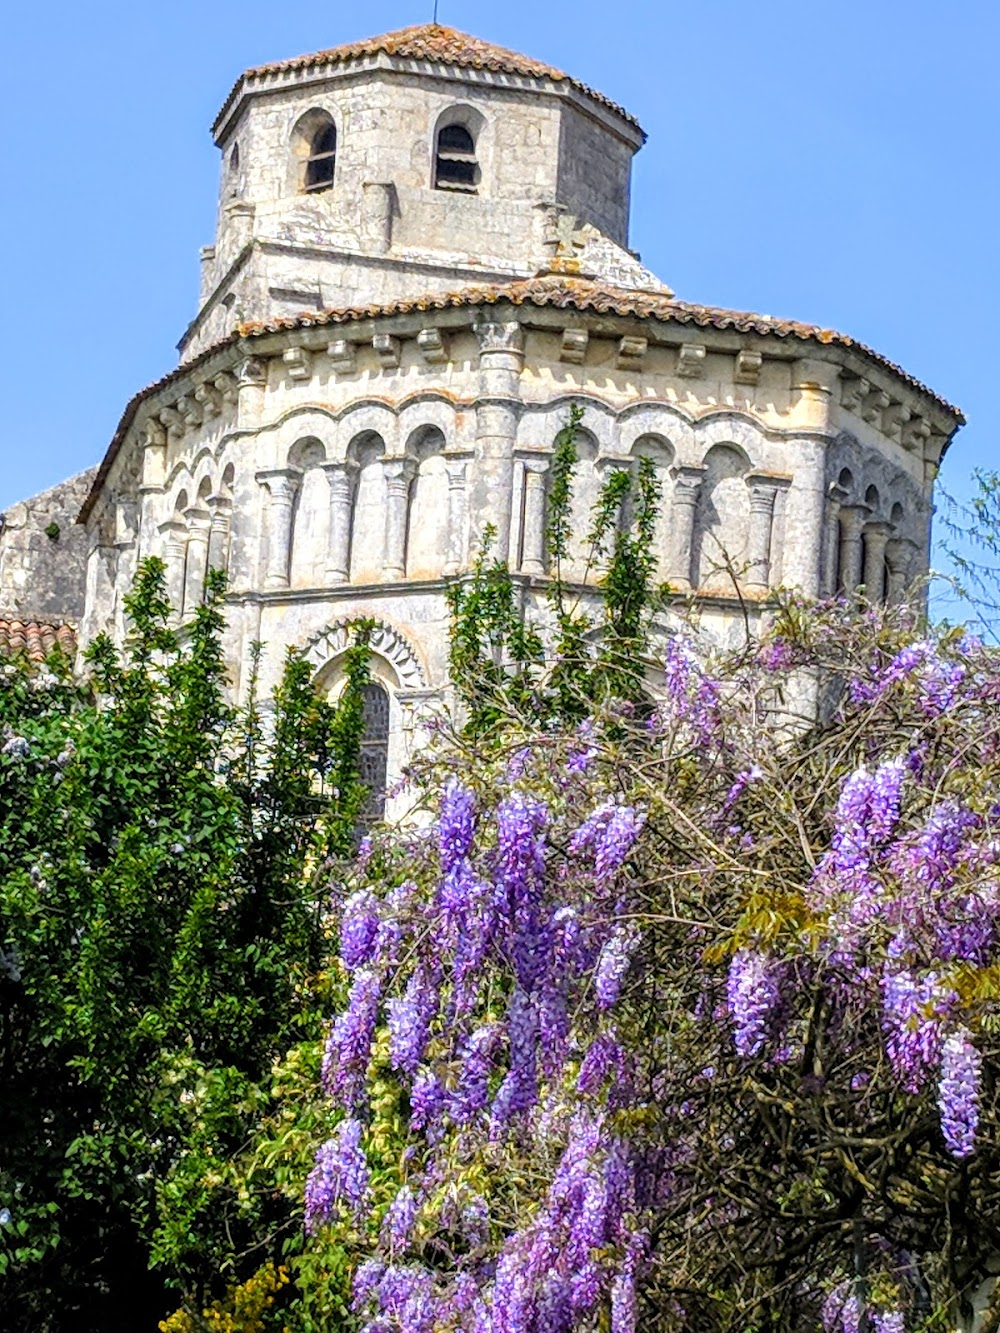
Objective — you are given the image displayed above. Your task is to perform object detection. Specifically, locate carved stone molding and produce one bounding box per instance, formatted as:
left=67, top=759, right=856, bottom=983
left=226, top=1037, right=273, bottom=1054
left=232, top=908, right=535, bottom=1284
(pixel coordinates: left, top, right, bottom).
left=304, top=617, right=427, bottom=689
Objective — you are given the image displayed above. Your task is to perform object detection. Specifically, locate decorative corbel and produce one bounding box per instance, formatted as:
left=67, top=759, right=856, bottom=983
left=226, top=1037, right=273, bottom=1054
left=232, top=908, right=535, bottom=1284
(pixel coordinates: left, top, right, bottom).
left=194, top=382, right=222, bottom=418
left=616, top=335, right=648, bottom=370
left=282, top=346, right=312, bottom=381
left=213, top=371, right=238, bottom=404
left=861, top=385, right=890, bottom=425
left=327, top=339, right=357, bottom=374
left=560, top=328, right=589, bottom=365
left=373, top=333, right=401, bottom=369
left=881, top=401, right=911, bottom=443
left=159, top=405, right=185, bottom=439
left=676, top=343, right=707, bottom=378
left=176, top=395, right=203, bottom=428
left=902, top=415, right=932, bottom=453
left=734, top=348, right=763, bottom=385
left=840, top=374, right=870, bottom=415
left=416, top=328, right=448, bottom=366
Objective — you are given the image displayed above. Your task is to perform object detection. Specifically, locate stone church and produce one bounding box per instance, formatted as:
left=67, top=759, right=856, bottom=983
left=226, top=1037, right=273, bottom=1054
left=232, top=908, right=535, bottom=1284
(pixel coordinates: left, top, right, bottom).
left=0, top=24, right=963, bottom=807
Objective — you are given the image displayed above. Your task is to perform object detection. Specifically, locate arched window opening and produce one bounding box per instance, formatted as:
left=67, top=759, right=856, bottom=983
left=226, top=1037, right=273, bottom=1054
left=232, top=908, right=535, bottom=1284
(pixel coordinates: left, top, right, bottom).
left=305, top=122, right=337, bottom=193
left=434, top=123, right=479, bottom=193
left=358, top=681, right=390, bottom=822
left=229, top=143, right=240, bottom=174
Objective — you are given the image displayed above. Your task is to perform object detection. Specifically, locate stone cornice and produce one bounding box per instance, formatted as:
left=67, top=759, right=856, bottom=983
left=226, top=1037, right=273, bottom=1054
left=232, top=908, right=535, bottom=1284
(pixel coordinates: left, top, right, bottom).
left=81, top=280, right=963, bottom=527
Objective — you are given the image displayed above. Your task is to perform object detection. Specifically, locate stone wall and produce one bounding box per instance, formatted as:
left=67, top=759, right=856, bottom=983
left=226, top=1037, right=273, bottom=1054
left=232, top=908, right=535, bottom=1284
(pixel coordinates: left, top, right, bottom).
left=0, top=469, right=96, bottom=621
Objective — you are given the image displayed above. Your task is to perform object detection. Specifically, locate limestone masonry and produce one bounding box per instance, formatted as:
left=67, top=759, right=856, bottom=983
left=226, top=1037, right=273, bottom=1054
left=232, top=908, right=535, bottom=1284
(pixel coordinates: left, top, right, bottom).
left=0, top=23, right=964, bottom=806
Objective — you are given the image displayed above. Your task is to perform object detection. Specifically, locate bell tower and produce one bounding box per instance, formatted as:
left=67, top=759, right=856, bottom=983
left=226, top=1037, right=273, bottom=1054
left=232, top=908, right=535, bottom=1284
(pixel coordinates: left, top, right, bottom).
left=182, top=25, right=648, bottom=359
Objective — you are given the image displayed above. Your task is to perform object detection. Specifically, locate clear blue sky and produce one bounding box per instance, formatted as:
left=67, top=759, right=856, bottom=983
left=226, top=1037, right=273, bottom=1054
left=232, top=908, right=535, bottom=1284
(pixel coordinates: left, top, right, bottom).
left=2, top=0, right=996, bottom=584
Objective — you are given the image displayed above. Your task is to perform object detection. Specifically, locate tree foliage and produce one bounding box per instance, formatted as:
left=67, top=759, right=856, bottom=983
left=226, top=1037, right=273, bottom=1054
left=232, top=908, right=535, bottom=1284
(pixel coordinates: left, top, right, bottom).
left=0, top=560, right=372, bottom=1330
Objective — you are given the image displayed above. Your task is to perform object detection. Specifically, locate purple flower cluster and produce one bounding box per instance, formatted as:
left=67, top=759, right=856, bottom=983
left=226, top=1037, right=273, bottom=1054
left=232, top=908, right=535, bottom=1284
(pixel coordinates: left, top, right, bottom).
left=726, top=949, right=783, bottom=1058
left=881, top=968, right=956, bottom=1093
left=662, top=635, right=722, bottom=748
left=322, top=966, right=383, bottom=1108
left=568, top=801, right=646, bottom=884
left=304, top=1118, right=370, bottom=1232
left=340, top=888, right=380, bottom=970
left=594, top=925, right=641, bottom=1010
left=938, top=1027, right=982, bottom=1158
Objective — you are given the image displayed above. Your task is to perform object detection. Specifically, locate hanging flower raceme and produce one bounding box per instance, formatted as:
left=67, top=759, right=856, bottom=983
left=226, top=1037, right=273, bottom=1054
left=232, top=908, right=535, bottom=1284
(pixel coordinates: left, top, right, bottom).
left=304, top=1118, right=370, bottom=1233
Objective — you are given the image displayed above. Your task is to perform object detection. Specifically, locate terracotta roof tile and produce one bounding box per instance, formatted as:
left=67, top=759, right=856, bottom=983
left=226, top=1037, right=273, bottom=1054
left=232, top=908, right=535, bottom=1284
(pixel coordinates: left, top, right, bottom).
left=80, top=275, right=963, bottom=525
left=0, top=618, right=76, bottom=664
left=214, top=24, right=640, bottom=135
left=236, top=274, right=965, bottom=419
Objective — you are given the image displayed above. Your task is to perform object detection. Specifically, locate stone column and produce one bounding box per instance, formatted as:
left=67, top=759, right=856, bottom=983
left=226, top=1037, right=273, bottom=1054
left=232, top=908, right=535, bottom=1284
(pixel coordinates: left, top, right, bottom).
left=862, top=521, right=892, bottom=603
left=885, top=537, right=919, bottom=606
left=256, top=469, right=300, bottom=590
left=206, top=495, right=233, bottom=578
left=778, top=437, right=828, bottom=599
left=837, top=504, right=869, bottom=599
left=382, top=459, right=415, bottom=580
left=822, top=484, right=848, bottom=597
left=745, top=475, right=785, bottom=590
left=668, top=466, right=706, bottom=590
left=519, top=457, right=549, bottom=575
left=159, top=519, right=188, bottom=621
left=323, top=461, right=357, bottom=584
left=237, top=357, right=267, bottom=430
left=137, top=421, right=167, bottom=560
left=471, top=321, right=524, bottom=564
left=183, top=508, right=212, bottom=617
left=443, top=455, right=470, bottom=576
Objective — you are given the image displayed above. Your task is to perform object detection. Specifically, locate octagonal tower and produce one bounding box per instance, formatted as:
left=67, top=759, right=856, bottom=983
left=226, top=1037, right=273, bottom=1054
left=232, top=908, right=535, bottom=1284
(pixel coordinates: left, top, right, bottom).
left=78, top=24, right=963, bottom=814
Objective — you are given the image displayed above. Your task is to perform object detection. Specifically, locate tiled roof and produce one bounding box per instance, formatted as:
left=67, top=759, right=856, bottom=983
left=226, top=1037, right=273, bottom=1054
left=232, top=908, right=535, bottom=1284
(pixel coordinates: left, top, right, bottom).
left=213, top=24, right=640, bottom=135
left=80, top=274, right=963, bottom=524
left=237, top=274, right=965, bottom=420
left=0, top=618, right=76, bottom=663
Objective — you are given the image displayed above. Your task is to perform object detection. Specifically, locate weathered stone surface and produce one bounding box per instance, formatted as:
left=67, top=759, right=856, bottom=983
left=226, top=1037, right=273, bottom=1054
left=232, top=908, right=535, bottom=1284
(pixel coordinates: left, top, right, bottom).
left=0, top=469, right=95, bottom=621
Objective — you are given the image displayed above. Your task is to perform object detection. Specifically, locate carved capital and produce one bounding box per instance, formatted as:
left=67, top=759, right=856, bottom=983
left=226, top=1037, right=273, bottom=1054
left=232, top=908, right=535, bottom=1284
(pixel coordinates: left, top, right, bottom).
left=140, top=419, right=167, bottom=450
left=256, top=468, right=301, bottom=505
left=474, top=320, right=524, bottom=356
left=237, top=357, right=266, bottom=388
left=672, top=464, right=707, bottom=504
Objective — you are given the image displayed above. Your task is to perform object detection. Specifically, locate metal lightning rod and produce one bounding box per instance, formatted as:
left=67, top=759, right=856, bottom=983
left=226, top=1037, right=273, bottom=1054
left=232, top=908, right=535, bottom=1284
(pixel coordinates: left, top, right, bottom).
left=433, top=0, right=440, bottom=21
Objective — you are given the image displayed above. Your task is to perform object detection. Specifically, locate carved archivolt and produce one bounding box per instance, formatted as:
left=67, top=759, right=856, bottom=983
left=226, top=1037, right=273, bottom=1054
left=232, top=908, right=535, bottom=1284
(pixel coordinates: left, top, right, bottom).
left=304, top=616, right=427, bottom=689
